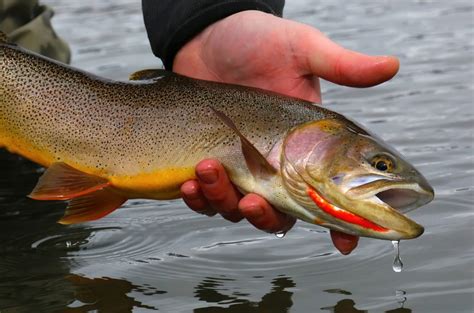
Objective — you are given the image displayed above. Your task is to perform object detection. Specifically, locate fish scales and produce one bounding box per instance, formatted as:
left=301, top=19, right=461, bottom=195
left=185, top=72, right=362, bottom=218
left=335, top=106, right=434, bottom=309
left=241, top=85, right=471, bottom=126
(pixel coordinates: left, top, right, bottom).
left=0, top=41, right=332, bottom=199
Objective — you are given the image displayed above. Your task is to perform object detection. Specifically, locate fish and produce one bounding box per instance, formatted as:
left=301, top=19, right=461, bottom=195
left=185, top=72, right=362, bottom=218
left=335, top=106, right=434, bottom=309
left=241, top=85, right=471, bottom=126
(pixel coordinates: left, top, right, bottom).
left=0, top=32, right=434, bottom=240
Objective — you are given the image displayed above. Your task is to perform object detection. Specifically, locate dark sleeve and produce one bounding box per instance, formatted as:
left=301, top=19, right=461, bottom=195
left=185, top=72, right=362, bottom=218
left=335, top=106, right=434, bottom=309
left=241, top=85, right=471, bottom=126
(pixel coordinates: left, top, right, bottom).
left=142, top=0, right=285, bottom=69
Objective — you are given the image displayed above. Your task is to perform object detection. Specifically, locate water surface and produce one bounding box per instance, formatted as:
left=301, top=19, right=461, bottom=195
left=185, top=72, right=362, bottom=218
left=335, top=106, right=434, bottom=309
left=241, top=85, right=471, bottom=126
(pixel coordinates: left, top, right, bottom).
left=1, top=0, right=473, bottom=312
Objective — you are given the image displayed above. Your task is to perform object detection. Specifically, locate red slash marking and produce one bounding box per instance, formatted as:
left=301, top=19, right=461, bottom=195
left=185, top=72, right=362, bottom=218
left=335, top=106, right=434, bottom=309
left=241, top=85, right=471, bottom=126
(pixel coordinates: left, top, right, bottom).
left=307, top=188, right=388, bottom=232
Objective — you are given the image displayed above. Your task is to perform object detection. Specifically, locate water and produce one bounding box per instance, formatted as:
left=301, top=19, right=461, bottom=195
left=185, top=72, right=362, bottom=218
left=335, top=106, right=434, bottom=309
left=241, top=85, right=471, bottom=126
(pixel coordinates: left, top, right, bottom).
left=275, top=231, right=287, bottom=238
left=1, top=0, right=473, bottom=312
left=392, top=241, right=403, bottom=273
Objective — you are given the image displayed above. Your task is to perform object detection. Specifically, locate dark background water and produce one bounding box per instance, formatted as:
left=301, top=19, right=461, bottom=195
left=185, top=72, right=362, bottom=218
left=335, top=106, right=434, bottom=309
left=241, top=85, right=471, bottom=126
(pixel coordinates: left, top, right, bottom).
left=1, top=0, right=473, bottom=312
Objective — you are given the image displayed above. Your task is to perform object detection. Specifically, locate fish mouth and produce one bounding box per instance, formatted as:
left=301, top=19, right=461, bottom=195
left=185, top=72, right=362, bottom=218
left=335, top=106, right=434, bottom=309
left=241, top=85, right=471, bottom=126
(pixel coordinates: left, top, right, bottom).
left=307, top=187, right=389, bottom=234
left=376, top=187, right=433, bottom=214
left=305, top=177, right=433, bottom=239
left=348, top=179, right=434, bottom=213
left=339, top=179, right=434, bottom=239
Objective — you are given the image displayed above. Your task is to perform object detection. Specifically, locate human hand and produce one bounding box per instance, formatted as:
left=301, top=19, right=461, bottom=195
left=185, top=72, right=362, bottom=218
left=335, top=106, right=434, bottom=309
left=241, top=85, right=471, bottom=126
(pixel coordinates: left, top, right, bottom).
left=175, top=11, right=399, bottom=254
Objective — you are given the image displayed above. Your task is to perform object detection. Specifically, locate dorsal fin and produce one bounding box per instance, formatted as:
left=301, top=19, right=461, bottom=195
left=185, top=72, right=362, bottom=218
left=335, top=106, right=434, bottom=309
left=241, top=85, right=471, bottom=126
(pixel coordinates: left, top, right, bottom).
left=209, top=106, right=277, bottom=179
left=129, top=69, right=173, bottom=81
left=29, top=162, right=110, bottom=200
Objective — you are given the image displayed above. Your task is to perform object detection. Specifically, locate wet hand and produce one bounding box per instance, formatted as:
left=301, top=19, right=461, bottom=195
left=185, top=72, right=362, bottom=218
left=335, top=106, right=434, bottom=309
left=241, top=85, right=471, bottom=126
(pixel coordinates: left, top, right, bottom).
left=175, top=10, right=399, bottom=254
left=181, top=159, right=296, bottom=233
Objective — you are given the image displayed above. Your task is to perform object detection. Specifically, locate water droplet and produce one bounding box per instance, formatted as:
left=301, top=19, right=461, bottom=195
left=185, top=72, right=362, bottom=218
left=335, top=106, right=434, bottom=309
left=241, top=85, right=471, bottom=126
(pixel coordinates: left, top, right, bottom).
left=275, top=231, right=286, bottom=238
left=391, top=240, right=403, bottom=272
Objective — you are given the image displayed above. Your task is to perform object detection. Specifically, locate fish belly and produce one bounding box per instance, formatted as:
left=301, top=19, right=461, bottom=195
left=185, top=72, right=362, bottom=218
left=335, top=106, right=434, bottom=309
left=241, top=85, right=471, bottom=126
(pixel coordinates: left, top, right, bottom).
left=109, top=166, right=197, bottom=200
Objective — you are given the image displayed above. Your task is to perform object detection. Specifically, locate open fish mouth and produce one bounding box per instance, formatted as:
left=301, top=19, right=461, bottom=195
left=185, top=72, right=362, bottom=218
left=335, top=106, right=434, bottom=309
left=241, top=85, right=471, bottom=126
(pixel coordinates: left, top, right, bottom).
left=321, top=178, right=435, bottom=239
left=347, top=179, right=434, bottom=213
left=376, top=187, right=433, bottom=214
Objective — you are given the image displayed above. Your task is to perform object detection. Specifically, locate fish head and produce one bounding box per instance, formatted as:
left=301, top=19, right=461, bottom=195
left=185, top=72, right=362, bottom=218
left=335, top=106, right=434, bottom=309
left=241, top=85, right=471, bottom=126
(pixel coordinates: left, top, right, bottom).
left=281, top=118, right=434, bottom=240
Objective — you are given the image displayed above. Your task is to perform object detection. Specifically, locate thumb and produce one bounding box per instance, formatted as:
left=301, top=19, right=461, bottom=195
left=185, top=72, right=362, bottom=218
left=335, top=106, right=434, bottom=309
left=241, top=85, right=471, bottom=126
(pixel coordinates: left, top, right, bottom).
left=295, top=27, right=400, bottom=87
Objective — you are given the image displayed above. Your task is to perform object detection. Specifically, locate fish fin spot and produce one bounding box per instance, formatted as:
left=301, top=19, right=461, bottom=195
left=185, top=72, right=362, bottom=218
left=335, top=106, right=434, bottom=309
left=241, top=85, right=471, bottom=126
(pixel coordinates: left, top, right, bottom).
left=29, top=162, right=110, bottom=200
left=59, top=187, right=127, bottom=225
left=129, top=69, right=173, bottom=81
left=209, top=106, right=277, bottom=179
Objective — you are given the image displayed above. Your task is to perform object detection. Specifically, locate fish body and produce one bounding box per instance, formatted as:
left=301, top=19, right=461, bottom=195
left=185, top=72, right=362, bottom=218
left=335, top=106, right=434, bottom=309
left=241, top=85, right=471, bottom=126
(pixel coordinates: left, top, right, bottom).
left=0, top=38, right=327, bottom=198
left=0, top=34, right=434, bottom=239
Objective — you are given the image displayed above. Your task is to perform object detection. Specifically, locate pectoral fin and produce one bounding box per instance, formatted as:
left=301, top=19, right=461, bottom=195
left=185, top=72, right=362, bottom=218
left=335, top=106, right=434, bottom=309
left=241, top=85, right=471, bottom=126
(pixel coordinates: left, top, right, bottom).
left=59, top=187, right=127, bottom=224
left=29, top=162, right=110, bottom=200
left=209, top=106, right=277, bottom=179
left=129, top=69, right=172, bottom=81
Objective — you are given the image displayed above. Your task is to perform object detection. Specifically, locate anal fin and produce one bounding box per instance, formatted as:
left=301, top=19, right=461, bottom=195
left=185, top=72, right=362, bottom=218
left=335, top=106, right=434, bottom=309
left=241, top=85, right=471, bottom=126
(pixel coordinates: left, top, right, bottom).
left=59, top=187, right=127, bottom=225
left=29, top=162, right=110, bottom=200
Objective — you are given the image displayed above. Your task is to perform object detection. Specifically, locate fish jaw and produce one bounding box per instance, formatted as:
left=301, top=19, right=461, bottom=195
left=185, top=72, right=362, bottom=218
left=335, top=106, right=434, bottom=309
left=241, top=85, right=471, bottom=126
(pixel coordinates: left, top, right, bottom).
left=345, top=175, right=434, bottom=214
left=323, top=166, right=434, bottom=239
left=335, top=177, right=433, bottom=239
left=307, top=184, right=426, bottom=240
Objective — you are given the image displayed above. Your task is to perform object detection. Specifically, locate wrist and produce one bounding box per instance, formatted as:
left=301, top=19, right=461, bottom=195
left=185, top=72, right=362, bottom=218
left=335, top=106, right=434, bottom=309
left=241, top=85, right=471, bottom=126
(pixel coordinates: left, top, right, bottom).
left=173, top=10, right=273, bottom=76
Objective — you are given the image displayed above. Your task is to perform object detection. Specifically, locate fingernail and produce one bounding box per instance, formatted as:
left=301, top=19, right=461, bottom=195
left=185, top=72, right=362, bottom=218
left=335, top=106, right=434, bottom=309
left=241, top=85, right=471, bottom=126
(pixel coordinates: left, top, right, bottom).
left=197, top=169, right=218, bottom=184
left=181, top=183, right=199, bottom=199
left=374, top=55, right=398, bottom=64
left=186, top=189, right=200, bottom=200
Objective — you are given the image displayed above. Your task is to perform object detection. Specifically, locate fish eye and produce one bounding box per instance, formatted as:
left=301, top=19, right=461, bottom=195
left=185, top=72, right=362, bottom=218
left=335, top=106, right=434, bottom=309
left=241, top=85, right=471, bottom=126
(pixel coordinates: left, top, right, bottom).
left=371, top=155, right=395, bottom=172
left=375, top=160, right=388, bottom=171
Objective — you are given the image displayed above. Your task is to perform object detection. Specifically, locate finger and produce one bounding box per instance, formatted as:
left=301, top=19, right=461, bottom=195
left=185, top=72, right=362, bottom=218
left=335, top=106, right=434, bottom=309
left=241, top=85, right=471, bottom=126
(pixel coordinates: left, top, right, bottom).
left=330, top=230, right=359, bottom=255
left=181, top=180, right=216, bottom=216
left=195, top=159, right=244, bottom=223
left=238, top=193, right=296, bottom=233
left=293, top=25, right=400, bottom=87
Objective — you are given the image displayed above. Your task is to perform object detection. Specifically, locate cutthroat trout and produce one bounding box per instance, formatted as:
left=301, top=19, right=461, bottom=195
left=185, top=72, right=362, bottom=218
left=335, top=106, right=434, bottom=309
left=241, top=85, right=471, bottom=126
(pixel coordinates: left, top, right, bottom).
left=0, top=33, right=434, bottom=240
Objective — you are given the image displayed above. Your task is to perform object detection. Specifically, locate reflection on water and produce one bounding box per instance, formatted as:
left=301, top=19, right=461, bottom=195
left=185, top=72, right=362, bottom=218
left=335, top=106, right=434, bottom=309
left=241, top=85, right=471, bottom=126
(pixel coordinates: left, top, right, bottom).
left=322, top=298, right=411, bottom=313
left=64, top=275, right=162, bottom=312
left=194, top=276, right=294, bottom=313
left=322, top=299, right=368, bottom=313
left=1, top=0, right=473, bottom=312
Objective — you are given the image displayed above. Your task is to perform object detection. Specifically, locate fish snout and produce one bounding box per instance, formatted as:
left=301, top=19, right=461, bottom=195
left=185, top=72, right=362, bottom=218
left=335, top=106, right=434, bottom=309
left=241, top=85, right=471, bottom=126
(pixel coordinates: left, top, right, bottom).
left=403, top=221, right=425, bottom=239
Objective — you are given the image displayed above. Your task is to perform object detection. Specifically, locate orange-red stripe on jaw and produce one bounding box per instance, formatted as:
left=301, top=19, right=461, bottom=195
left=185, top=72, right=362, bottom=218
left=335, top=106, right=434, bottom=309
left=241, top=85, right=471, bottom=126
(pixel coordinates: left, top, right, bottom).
left=307, top=187, right=388, bottom=232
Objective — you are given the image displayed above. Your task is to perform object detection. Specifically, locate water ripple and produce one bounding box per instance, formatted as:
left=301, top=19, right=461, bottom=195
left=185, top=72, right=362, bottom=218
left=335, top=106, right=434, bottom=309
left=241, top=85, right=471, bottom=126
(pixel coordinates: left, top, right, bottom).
left=27, top=200, right=400, bottom=282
